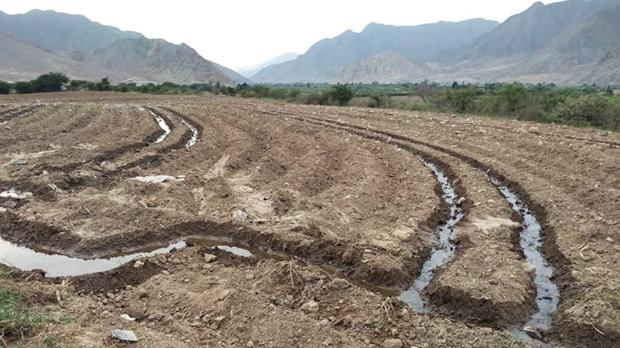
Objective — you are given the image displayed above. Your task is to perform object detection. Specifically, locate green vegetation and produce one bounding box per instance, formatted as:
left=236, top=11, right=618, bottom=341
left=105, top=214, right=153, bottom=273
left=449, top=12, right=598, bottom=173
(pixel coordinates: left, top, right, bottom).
left=30, top=73, right=69, bottom=93
left=2, top=73, right=69, bottom=94
left=234, top=81, right=619, bottom=131
left=0, top=81, right=11, bottom=94
left=0, top=286, right=47, bottom=341
left=2, top=73, right=618, bottom=131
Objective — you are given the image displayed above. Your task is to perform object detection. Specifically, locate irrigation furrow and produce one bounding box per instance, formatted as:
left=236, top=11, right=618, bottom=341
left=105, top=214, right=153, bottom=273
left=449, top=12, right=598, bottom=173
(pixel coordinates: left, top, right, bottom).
left=157, top=106, right=201, bottom=148
left=144, top=107, right=172, bottom=144
left=399, top=159, right=464, bottom=312
left=251, top=111, right=474, bottom=300
left=0, top=104, right=44, bottom=122
left=295, top=114, right=560, bottom=336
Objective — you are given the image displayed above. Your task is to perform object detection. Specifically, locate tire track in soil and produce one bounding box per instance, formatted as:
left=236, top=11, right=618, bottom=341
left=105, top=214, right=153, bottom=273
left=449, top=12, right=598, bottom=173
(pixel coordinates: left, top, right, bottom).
left=210, top=107, right=443, bottom=291
left=249, top=109, right=477, bottom=297
left=1, top=106, right=200, bottom=198
left=0, top=106, right=450, bottom=297
left=144, top=107, right=173, bottom=144
left=0, top=104, right=44, bottom=122
left=0, top=105, right=28, bottom=118
left=48, top=106, right=201, bottom=192
left=0, top=104, right=90, bottom=149
left=237, top=106, right=470, bottom=287
left=157, top=106, right=201, bottom=149
left=47, top=106, right=172, bottom=173
left=214, top=110, right=342, bottom=197
left=291, top=113, right=565, bottom=339
left=324, top=107, right=620, bottom=149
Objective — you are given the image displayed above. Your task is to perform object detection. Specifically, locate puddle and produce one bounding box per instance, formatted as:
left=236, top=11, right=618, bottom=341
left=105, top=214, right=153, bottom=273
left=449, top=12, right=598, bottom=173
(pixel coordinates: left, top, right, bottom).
left=0, top=234, right=260, bottom=278
left=131, top=175, right=185, bottom=184
left=0, top=188, right=33, bottom=199
left=399, top=158, right=464, bottom=312
left=147, top=110, right=171, bottom=144
left=176, top=116, right=198, bottom=148
left=489, top=176, right=559, bottom=334
left=216, top=245, right=253, bottom=258
left=0, top=238, right=187, bottom=277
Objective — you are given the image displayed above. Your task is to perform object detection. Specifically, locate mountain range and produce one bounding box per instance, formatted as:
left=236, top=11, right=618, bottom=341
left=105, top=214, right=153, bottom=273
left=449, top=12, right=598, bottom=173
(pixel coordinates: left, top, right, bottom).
left=1, top=0, right=619, bottom=85
left=254, top=0, right=620, bottom=85
left=0, top=10, right=243, bottom=84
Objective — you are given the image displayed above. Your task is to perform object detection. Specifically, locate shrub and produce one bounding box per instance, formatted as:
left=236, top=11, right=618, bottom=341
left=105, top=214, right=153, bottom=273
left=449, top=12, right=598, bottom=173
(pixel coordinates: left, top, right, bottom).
left=552, top=94, right=620, bottom=130
left=96, top=77, right=111, bottom=91
left=0, top=81, right=11, bottom=94
left=437, top=87, right=479, bottom=113
left=30, top=72, right=68, bottom=92
left=13, top=82, right=33, bottom=94
left=498, top=83, right=527, bottom=114
left=328, top=83, right=353, bottom=106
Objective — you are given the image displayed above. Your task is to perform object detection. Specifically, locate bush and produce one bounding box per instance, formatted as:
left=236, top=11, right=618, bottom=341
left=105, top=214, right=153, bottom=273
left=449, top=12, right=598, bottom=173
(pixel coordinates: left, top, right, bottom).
left=96, top=77, right=111, bottom=91
left=13, top=81, right=33, bottom=94
left=0, top=81, right=11, bottom=94
left=498, top=83, right=527, bottom=114
left=30, top=72, right=68, bottom=92
left=552, top=94, right=620, bottom=130
left=328, top=84, right=353, bottom=106
left=67, top=80, right=96, bottom=91
left=437, top=87, right=479, bottom=113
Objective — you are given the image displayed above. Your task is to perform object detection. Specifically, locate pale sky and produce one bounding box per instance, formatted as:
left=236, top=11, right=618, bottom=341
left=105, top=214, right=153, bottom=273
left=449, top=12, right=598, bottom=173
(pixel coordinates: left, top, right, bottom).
left=2, top=0, right=561, bottom=69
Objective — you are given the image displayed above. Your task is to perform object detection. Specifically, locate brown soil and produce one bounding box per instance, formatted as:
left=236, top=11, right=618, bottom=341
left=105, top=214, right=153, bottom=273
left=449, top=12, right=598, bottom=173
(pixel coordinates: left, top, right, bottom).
left=0, top=92, right=618, bottom=347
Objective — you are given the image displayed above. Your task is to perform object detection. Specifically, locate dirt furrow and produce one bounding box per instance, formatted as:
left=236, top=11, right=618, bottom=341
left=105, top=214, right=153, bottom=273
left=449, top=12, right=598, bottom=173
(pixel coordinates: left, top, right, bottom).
left=278, top=113, right=536, bottom=327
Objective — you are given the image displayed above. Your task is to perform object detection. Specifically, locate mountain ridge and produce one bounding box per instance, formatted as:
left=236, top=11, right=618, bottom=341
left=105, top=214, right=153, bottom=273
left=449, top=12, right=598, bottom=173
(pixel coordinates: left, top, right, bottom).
left=0, top=10, right=241, bottom=84
left=253, top=18, right=499, bottom=83
left=254, top=0, right=620, bottom=85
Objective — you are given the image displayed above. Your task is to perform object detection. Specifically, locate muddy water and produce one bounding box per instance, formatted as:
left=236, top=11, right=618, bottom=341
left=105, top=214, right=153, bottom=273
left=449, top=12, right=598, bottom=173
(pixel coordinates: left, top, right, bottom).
left=175, top=116, right=198, bottom=148
left=147, top=109, right=171, bottom=143
left=216, top=245, right=253, bottom=257
left=0, top=235, right=257, bottom=278
left=399, top=158, right=464, bottom=312
left=0, top=238, right=187, bottom=277
left=489, top=176, right=559, bottom=333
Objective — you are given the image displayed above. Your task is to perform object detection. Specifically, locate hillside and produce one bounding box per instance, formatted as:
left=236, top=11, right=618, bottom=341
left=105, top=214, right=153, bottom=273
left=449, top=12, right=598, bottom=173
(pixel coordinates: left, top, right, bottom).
left=453, top=0, right=620, bottom=83
left=253, top=19, right=498, bottom=83
left=82, top=38, right=232, bottom=84
left=0, top=9, right=142, bottom=53
left=457, top=0, right=616, bottom=60
left=0, top=10, right=239, bottom=84
left=337, top=51, right=432, bottom=83
left=254, top=0, right=620, bottom=85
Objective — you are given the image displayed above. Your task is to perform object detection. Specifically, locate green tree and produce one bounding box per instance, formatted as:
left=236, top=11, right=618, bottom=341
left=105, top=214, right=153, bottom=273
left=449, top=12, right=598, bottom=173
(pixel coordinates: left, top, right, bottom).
left=604, top=85, right=613, bottom=96
left=440, top=87, right=478, bottom=113
left=30, top=72, right=69, bottom=92
left=0, top=81, right=10, bottom=94
left=13, top=81, right=33, bottom=94
left=552, top=94, right=619, bottom=129
left=498, top=83, right=527, bottom=114
left=96, top=77, right=111, bottom=91
left=329, top=83, right=353, bottom=106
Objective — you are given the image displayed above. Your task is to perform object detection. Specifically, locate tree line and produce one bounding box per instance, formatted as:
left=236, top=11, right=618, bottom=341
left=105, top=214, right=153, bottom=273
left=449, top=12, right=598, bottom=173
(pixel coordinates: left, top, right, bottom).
left=1, top=73, right=617, bottom=131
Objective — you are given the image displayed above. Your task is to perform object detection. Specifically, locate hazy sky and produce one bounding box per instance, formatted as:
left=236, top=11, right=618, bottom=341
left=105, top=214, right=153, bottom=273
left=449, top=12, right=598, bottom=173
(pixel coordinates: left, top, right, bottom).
left=2, top=0, right=561, bottom=69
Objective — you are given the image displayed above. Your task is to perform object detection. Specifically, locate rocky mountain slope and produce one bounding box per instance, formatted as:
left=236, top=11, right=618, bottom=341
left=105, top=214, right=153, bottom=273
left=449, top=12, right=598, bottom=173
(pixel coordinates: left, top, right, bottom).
left=252, top=19, right=498, bottom=83
left=0, top=10, right=238, bottom=84
left=81, top=38, right=232, bottom=84
left=255, top=0, right=620, bottom=85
